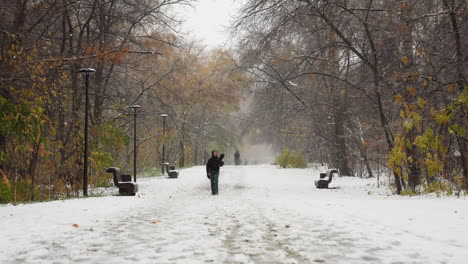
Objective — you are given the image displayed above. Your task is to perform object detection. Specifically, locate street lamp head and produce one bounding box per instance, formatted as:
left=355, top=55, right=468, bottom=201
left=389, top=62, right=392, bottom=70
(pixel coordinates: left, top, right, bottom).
left=160, top=114, right=168, bottom=118
left=130, top=105, right=141, bottom=109
left=79, top=68, right=96, bottom=74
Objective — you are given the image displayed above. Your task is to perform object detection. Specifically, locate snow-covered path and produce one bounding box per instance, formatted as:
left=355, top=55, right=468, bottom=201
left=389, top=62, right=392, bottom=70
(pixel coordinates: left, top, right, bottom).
left=1, top=165, right=468, bottom=264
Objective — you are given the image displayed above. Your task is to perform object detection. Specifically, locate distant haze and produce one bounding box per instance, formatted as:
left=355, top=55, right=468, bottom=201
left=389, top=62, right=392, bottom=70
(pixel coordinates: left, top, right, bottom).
left=178, top=0, right=243, bottom=48
left=241, top=143, right=277, bottom=165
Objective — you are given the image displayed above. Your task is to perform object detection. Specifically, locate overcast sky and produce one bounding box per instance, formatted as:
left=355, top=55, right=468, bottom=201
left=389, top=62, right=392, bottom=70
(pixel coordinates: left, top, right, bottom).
left=178, top=0, right=244, bottom=49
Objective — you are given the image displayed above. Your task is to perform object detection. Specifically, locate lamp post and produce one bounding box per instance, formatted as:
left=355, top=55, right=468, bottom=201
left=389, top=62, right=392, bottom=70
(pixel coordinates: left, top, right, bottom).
left=79, top=68, right=96, bottom=196
left=160, top=114, right=168, bottom=174
left=130, top=105, right=140, bottom=182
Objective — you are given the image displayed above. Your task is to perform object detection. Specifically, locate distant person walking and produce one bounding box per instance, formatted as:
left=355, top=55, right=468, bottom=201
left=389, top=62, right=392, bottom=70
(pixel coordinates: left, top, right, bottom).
left=234, top=150, right=241, bottom=166
left=206, top=150, right=224, bottom=195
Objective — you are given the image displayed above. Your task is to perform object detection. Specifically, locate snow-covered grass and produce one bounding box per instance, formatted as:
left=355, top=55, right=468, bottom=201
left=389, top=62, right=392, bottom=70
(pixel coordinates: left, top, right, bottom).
left=0, top=165, right=467, bottom=263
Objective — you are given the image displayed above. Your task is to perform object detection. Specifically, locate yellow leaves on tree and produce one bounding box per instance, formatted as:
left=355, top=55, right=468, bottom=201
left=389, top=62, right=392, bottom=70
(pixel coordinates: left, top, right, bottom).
left=417, top=98, right=427, bottom=109
left=401, top=56, right=410, bottom=65
left=83, top=43, right=127, bottom=64
left=395, top=93, right=403, bottom=104
left=446, top=84, right=455, bottom=93
left=406, top=86, right=416, bottom=96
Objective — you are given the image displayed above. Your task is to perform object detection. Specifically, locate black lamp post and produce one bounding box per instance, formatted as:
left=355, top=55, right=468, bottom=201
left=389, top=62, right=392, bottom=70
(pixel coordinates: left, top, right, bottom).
left=79, top=68, right=96, bottom=196
left=130, top=105, right=140, bottom=182
left=160, top=113, right=168, bottom=174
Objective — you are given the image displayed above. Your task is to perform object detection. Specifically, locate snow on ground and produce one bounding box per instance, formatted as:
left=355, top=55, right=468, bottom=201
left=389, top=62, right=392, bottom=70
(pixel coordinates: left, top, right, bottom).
left=1, top=165, right=467, bottom=264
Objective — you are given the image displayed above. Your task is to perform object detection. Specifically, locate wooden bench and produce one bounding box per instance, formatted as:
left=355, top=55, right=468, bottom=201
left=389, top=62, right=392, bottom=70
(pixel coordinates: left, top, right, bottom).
left=106, top=167, right=138, bottom=195
left=163, top=162, right=179, bottom=178
left=315, top=169, right=339, bottom=189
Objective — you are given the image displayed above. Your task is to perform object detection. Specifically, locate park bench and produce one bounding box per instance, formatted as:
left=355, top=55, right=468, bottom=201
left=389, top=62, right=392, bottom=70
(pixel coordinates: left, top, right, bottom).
left=106, top=167, right=138, bottom=196
left=315, top=169, right=339, bottom=189
left=163, top=162, right=179, bottom=178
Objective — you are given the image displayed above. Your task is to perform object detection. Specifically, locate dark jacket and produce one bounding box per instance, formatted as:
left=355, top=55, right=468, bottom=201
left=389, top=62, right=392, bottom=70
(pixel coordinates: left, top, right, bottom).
left=206, top=153, right=224, bottom=173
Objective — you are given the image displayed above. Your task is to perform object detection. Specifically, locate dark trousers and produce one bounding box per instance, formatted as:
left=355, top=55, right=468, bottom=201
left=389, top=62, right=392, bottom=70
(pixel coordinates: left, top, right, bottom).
left=210, top=170, right=219, bottom=194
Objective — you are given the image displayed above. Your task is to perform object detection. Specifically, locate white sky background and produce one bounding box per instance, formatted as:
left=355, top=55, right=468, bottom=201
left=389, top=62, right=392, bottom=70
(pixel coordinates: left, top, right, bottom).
left=177, top=0, right=244, bottom=49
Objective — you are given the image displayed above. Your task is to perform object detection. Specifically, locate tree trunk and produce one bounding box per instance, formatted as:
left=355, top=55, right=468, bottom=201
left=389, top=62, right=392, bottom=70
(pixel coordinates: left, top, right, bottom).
left=442, top=0, right=468, bottom=180
left=400, top=0, right=420, bottom=192
left=29, top=140, right=41, bottom=200
left=327, top=4, right=352, bottom=176
left=179, top=140, right=185, bottom=168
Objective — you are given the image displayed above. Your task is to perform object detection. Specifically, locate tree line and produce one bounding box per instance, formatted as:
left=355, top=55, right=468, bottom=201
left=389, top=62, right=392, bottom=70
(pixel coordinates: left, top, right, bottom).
left=1, top=0, right=467, bottom=202
left=231, top=0, right=468, bottom=194
left=0, top=0, right=245, bottom=203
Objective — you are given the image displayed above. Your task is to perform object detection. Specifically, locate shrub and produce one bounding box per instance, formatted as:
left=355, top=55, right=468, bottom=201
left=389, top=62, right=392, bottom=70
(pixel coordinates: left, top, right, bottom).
left=90, top=150, right=114, bottom=188
left=275, top=149, right=307, bottom=168
left=13, top=179, right=33, bottom=202
left=0, top=175, right=12, bottom=203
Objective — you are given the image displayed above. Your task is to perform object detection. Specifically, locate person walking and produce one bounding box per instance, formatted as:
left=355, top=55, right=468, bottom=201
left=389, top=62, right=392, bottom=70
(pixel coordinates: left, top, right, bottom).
left=234, top=150, right=241, bottom=166
left=206, top=150, right=224, bottom=195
